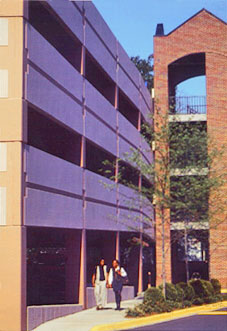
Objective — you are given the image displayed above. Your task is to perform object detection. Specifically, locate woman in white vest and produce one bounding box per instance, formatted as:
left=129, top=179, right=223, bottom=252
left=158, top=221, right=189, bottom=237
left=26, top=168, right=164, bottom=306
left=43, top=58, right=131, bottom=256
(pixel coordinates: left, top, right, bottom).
left=92, top=258, right=108, bottom=310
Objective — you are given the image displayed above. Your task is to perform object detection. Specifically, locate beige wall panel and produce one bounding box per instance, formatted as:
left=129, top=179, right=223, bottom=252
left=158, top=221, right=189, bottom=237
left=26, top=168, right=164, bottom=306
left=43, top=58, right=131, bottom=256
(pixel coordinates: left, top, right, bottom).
left=0, top=142, right=22, bottom=226
left=0, top=17, right=24, bottom=99
left=0, top=0, right=25, bottom=17
left=0, top=18, right=8, bottom=45
left=0, top=142, right=7, bottom=171
left=0, top=226, right=26, bottom=331
left=0, top=186, right=6, bottom=225
left=0, top=69, right=8, bottom=97
left=0, top=99, right=25, bottom=141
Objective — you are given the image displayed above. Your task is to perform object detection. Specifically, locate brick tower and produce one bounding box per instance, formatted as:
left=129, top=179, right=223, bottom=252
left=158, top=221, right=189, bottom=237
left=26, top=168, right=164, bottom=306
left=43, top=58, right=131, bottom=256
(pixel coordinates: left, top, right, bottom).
left=154, top=9, right=227, bottom=288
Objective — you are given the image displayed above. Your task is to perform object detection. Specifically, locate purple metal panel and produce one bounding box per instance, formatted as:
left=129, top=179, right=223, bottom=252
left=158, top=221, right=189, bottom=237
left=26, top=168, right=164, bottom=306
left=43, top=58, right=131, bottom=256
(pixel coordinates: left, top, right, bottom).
left=118, top=184, right=140, bottom=210
left=85, top=80, right=116, bottom=130
left=118, top=67, right=140, bottom=109
left=85, top=111, right=117, bottom=156
left=73, top=1, right=84, bottom=12
left=140, top=81, right=151, bottom=109
left=140, top=93, right=152, bottom=121
left=25, top=145, right=83, bottom=195
left=118, top=112, right=140, bottom=148
left=117, top=42, right=140, bottom=88
left=46, top=0, right=83, bottom=43
left=27, top=67, right=83, bottom=135
left=85, top=170, right=117, bottom=204
left=140, top=139, right=153, bottom=164
left=27, top=24, right=83, bottom=101
left=118, top=208, right=141, bottom=232
left=85, top=24, right=116, bottom=82
left=119, top=136, right=136, bottom=159
left=85, top=202, right=118, bottom=231
left=84, top=2, right=117, bottom=57
left=25, top=188, right=83, bottom=228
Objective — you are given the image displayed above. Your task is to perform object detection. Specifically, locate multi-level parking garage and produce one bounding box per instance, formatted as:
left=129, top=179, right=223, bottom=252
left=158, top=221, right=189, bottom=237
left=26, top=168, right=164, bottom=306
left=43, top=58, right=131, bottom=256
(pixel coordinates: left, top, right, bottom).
left=0, top=1, right=153, bottom=330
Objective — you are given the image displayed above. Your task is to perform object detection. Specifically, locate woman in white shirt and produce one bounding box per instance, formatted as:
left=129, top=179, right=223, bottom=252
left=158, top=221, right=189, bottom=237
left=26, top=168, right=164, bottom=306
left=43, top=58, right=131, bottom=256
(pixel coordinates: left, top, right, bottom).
left=92, top=259, right=108, bottom=310
left=108, top=259, right=127, bottom=310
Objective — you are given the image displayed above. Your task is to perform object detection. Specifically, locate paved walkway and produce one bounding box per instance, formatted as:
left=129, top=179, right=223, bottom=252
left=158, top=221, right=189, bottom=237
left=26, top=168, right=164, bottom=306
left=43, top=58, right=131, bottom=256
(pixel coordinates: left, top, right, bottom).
left=34, top=298, right=143, bottom=331
left=34, top=300, right=227, bottom=331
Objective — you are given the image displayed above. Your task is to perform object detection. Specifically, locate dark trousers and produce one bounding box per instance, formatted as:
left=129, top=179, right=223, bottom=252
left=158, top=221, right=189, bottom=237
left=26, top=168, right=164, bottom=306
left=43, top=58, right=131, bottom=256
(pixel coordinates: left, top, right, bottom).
left=114, top=290, right=121, bottom=308
left=113, top=279, right=123, bottom=309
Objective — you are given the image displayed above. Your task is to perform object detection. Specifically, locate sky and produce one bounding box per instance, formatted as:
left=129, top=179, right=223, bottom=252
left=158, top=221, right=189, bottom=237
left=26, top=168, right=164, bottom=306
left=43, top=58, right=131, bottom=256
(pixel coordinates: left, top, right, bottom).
left=92, top=0, right=226, bottom=95
left=92, top=0, right=226, bottom=58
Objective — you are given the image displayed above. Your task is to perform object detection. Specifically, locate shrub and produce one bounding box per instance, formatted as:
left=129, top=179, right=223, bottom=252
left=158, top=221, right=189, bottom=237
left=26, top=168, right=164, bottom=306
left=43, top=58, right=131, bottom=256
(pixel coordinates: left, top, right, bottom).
left=143, top=287, right=164, bottom=304
left=203, top=280, right=215, bottom=296
left=215, top=294, right=223, bottom=301
left=149, top=300, right=176, bottom=313
left=182, top=300, right=192, bottom=308
left=159, top=283, right=178, bottom=301
left=166, top=300, right=181, bottom=310
left=176, top=282, right=195, bottom=301
left=126, top=305, right=146, bottom=317
left=175, top=285, right=184, bottom=302
left=222, top=293, right=227, bottom=301
left=192, top=297, right=204, bottom=305
left=204, top=296, right=216, bottom=304
left=211, top=279, right=221, bottom=294
left=190, top=279, right=213, bottom=298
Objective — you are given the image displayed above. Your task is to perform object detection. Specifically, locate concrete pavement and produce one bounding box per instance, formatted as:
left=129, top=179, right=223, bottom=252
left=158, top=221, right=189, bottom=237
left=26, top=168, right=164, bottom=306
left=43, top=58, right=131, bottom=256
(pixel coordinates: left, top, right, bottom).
left=33, top=300, right=227, bottom=331
left=34, top=298, right=143, bottom=331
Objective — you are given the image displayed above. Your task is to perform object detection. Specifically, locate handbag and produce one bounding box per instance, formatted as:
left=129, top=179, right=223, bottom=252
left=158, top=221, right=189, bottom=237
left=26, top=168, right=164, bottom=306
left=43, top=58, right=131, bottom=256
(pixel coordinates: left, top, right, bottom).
left=121, top=275, right=129, bottom=285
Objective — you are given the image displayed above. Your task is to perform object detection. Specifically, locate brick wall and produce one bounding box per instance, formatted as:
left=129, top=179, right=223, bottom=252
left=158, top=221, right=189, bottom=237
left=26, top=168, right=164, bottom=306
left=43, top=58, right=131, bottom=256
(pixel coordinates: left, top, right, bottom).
left=154, top=10, right=227, bottom=288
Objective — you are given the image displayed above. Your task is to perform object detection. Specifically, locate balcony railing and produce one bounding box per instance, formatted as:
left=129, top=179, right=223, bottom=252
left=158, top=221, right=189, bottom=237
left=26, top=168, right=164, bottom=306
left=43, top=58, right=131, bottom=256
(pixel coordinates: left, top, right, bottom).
left=169, top=96, right=206, bottom=114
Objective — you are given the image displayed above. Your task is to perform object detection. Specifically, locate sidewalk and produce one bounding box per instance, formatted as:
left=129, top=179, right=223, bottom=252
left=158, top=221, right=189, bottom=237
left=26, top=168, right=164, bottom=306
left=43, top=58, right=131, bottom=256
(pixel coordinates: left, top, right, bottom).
left=34, top=298, right=143, bottom=331
left=34, top=299, right=227, bottom=331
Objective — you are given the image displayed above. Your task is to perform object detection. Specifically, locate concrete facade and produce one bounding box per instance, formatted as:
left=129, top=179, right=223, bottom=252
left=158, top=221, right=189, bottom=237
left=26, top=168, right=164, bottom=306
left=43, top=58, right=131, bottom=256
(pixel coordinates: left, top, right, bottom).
left=0, top=1, right=152, bottom=331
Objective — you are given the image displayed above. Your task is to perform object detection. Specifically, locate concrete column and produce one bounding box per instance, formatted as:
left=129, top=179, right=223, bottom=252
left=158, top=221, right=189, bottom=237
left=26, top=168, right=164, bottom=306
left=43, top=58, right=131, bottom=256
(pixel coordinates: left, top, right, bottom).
left=65, top=231, right=81, bottom=304
left=0, top=226, right=27, bottom=331
left=79, top=229, right=87, bottom=308
left=115, top=231, right=120, bottom=260
left=137, top=233, right=143, bottom=294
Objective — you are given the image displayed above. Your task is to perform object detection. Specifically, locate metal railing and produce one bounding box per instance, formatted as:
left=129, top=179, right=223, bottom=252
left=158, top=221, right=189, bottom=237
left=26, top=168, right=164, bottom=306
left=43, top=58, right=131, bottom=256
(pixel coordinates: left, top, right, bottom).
left=169, top=96, right=206, bottom=114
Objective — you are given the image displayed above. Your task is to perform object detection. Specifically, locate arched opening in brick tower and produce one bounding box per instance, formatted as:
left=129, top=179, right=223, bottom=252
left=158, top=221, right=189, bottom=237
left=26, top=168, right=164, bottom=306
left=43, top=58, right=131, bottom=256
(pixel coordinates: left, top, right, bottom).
left=168, top=53, right=206, bottom=114
left=168, top=52, right=209, bottom=283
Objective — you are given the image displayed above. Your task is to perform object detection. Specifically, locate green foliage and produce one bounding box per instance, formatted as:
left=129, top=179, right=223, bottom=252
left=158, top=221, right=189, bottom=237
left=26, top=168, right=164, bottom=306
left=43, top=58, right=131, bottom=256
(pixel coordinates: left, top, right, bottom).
left=204, top=296, right=219, bottom=304
left=210, top=278, right=221, bottom=294
left=130, top=55, right=153, bottom=91
left=176, top=282, right=195, bottom=301
left=203, top=280, right=215, bottom=296
left=222, top=293, right=227, bottom=300
left=182, top=300, right=192, bottom=308
left=165, top=300, right=181, bottom=310
left=189, top=279, right=214, bottom=298
left=143, top=287, right=164, bottom=304
left=126, top=300, right=179, bottom=317
left=169, top=122, right=208, bottom=169
left=175, top=285, right=184, bottom=302
left=126, top=304, right=147, bottom=317
left=126, top=280, right=224, bottom=318
left=192, top=297, right=204, bottom=305
left=159, top=283, right=178, bottom=301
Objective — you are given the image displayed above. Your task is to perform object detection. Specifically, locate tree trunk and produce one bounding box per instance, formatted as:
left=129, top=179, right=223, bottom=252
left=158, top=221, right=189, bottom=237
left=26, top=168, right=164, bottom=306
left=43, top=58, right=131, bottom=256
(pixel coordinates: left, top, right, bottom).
left=161, top=207, right=166, bottom=298
left=184, top=227, right=190, bottom=282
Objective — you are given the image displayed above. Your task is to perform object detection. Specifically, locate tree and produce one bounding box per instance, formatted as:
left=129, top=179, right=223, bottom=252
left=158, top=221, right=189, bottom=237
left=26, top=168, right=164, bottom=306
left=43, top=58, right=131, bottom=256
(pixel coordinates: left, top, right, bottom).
left=101, top=103, right=226, bottom=296
left=130, top=55, right=154, bottom=91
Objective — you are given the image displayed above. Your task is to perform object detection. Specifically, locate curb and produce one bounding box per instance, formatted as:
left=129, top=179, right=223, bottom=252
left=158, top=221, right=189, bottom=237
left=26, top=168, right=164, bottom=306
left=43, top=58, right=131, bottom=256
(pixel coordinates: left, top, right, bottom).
left=90, top=301, right=227, bottom=331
